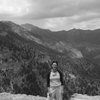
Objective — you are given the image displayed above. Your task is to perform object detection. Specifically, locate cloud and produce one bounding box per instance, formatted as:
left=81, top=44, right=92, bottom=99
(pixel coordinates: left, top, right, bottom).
left=0, top=0, right=31, bottom=17
left=1, top=0, right=98, bottom=19
left=23, top=0, right=100, bottom=19
left=0, top=0, right=100, bottom=30
left=42, top=17, right=100, bottom=31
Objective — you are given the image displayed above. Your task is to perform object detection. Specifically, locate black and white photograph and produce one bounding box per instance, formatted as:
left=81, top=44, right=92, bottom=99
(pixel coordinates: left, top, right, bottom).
left=0, top=0, right=100, bottom=100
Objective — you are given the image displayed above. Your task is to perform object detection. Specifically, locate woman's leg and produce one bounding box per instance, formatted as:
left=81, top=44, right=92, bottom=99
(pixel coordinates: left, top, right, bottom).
left=49, top=87, right=56, bottom=100
left=56, top=86, right=63, bottom=100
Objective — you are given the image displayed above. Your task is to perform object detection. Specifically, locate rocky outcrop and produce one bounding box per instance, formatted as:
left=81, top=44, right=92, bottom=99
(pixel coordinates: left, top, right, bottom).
left=70, top=93, right=100, bottom=100
left=1, top=93, right=100, bottom=100
left=0, top=93, right=46, bottom=100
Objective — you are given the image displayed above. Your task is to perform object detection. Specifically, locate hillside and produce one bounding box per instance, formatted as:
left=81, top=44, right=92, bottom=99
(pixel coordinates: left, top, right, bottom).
left=0, top=21, right=100, bottom=99
left=22, top=24, right=100, bottom=44
left=0, top=21, right=65, bottom=96
left=22, top=24, right=100, bottom=64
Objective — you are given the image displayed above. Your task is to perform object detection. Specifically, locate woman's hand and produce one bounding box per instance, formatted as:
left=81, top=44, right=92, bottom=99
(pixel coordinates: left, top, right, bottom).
left=60, top=86, right=64, bottom=94
left=48, top=87, right=50, bottom=93
left=47, top=87, right=52, bottom=97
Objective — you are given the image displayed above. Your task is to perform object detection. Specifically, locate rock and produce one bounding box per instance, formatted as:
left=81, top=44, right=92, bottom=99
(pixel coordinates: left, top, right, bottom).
left=0, top=93, right=46, bottom=100
left=70, top=93, right=100, bottom=100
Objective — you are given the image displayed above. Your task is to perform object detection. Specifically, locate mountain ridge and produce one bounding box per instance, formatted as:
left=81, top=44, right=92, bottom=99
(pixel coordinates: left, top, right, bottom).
left=22, top=23, right=100, bottom=62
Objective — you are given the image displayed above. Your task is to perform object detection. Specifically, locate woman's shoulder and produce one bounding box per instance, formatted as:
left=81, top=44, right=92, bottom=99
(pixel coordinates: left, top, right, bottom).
left=57, top=69, right=63, bottom=75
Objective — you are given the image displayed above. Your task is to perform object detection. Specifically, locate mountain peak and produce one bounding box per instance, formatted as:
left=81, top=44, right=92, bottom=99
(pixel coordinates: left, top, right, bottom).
left=0, top=21, right=17, bottom=31
left=21, top=23, right=51, bottom=32
left=0, top=21, right=18, bottom=26
left=0, top=20, right=20, bottom=29
left=22, top=23, right=40, bottom=31
left=0, top=21, right=31, bottom=37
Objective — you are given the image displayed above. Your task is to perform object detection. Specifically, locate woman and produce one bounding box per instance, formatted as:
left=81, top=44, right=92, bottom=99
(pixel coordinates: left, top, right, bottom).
left=47, top=61, right=64, bottom=100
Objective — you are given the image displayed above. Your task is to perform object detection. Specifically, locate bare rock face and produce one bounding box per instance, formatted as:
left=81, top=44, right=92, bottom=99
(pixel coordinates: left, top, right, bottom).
left=0, top=93, right=46, bottom=100
left=70, top=93, right=100, bottom=100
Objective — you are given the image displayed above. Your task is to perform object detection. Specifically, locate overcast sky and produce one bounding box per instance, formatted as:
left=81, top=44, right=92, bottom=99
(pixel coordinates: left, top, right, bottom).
left=0, top=0, right=100, bottom=31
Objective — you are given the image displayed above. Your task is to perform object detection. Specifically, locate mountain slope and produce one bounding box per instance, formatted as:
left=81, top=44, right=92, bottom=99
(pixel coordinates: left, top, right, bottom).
left=0, top=21, right=100, bottom=99
left=0, top=21, right=66, bottom=96
left=22, top=23, right=100, bottom=64
left=22, top=24, right=100, bottom=44
left=22, top=24, right=84, bottom=58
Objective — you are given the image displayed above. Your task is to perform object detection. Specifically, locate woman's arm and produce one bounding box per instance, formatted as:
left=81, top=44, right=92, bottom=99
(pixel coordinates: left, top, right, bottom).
left=47, top=72, right=50, bottom=88
left=58, top=70, right=64, bottom=86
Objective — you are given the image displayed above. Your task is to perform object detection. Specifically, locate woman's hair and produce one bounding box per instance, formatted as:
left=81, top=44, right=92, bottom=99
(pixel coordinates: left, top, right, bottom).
left=51, top=61, right=58, bottom=66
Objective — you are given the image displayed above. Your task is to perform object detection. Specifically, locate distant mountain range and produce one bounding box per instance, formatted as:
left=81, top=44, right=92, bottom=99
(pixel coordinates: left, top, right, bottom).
left=1, top=21, right=100, bottom=61
left=0, top=20, right=100, bottom=59
left=22, top=23, right=100, bottom=63
left=0, top=21, right=59, bottom=52
left=0, top=21, right=100, bottom=73
left=22, top=23, right=100, bottom=44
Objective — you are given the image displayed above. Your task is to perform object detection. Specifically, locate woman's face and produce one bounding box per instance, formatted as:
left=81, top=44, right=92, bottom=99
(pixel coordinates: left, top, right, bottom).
left=52, top=62, right=57, bottom=72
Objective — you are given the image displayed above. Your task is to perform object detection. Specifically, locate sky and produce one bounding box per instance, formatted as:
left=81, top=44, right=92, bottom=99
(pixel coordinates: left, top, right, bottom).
left=0, top=0, right=100, bottom=31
